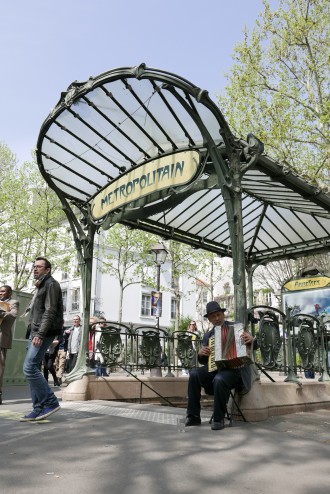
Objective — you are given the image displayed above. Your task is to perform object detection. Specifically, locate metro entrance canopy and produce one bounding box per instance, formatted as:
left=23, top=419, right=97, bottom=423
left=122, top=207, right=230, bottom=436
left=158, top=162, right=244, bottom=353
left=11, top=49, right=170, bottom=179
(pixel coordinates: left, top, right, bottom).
left=36, top=64, right=330, bottom=344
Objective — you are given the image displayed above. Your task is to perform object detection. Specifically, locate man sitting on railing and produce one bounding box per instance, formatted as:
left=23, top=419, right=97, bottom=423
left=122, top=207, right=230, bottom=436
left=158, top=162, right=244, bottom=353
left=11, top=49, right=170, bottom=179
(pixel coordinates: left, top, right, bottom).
left=185, top=301, right=258, bottom=431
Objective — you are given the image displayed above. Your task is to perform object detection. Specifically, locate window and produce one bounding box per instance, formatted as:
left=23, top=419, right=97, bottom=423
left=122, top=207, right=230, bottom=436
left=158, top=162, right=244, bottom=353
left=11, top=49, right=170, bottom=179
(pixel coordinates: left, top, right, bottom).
left=253, top=290, right=260, bottom=305
left=71, top=287, right=80, bottom=311
left=171, top=273, right=179, bottom=290
left=62, top=260, right=69, bottom=280
left=171, top=297, right=176, bottom=319
left=223, top=282, right=230, bottom=295
left=264, top=291, right=272, bottom=306
left=202, top=290, right=208, bottom=304
left=141, top=293, right=151, bottom=316
left=64, top=227, right=72, bottom=249
left=62, top=289, right=67, bottom=313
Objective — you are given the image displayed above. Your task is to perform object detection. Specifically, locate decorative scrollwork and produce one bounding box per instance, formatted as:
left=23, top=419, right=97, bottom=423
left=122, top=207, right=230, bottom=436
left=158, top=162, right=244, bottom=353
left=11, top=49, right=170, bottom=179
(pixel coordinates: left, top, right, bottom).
left=257, top=310, right=282, bottom=369
left=140, top=331, right=162, bottom=367
left=176, top=333, right=195, bottom=368
left=98, top=328, right=123, bottom=366
left=296, top=318, right=317, bottom=370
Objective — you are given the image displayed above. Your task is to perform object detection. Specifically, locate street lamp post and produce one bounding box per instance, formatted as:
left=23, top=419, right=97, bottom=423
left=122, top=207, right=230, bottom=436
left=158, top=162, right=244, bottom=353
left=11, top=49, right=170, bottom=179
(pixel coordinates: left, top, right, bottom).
left=149, top=243, right=168, bottom=328
left=149, top=243, right=168, bottom=378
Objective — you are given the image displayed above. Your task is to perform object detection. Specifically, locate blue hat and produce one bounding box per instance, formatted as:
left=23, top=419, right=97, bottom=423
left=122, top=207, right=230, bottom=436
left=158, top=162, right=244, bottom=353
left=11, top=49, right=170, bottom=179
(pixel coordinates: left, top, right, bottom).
left=204, top=301, right=226, bottom=317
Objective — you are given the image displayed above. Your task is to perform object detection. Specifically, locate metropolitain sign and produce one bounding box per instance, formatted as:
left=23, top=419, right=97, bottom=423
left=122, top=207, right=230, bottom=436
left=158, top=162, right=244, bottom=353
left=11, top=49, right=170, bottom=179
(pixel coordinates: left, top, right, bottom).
left=91, top=150, right=200, bottom=219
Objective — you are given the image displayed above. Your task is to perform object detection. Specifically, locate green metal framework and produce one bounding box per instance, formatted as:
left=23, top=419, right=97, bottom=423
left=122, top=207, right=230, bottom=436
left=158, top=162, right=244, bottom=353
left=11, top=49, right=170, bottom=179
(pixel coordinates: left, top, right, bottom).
left=36, top=64, right=330, bottom=381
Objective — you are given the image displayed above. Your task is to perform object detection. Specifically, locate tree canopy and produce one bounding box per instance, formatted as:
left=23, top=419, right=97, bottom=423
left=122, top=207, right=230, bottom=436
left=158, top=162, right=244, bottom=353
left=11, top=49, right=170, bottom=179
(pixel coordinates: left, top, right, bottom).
left=0, top=143, right=75, bottom=289
left=98, top=225, right=158, bottom=322
left=218, top=0, right=330, bottom=187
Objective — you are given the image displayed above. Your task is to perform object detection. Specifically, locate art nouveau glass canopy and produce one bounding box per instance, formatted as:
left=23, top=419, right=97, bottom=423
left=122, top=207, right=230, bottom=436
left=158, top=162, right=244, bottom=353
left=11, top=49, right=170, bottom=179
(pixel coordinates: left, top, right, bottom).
left=36, top=64, right=330, bottom=266
left=35, top=63, right=330, bottom=337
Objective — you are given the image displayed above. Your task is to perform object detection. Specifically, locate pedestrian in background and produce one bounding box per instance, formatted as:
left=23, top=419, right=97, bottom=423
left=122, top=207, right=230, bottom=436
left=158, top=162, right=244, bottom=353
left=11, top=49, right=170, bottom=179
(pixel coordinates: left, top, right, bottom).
left=89, top=316, right=99, bottom=369
left=55, top=324, right=70, bottom=384
left=95, top=317, right=108, bottom=376
left=67, top=315, right=82, bottom=372
left=42, top=336, right=61, bottom=386
left=0, top=285, right=19, bottom=405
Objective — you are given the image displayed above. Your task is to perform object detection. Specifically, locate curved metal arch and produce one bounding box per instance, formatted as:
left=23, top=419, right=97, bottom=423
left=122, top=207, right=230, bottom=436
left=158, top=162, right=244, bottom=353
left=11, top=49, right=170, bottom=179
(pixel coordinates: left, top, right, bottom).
left=35, top=65, right=330, bottom=384
left=36, top=63, right=330, bottom=277
left=36, top=64, right=234, bottom=204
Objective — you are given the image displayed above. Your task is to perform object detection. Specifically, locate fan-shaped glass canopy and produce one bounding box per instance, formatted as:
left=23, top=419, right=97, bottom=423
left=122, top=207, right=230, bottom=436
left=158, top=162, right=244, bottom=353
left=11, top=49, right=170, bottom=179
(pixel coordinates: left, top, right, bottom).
left=36, top=64, right=330, bottom=266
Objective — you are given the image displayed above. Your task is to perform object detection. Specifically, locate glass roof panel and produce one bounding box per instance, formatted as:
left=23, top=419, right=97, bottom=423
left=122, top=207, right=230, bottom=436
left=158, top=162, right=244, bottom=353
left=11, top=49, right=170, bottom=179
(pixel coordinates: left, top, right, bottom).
left=36, top=65, right=330, bottom=264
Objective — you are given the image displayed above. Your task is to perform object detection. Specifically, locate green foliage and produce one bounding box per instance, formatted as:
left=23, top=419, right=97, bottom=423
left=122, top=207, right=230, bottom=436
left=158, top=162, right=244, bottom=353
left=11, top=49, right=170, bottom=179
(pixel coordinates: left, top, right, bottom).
left=254, top=254, right=330, bottom=296
left=98, top=224, right=159, bottom=322
left=195, top=251, right=225, bottom=300
left=99, top=233, right=202, bottom=324
left=167, top=314, right=193, bottom=334
left=0, top=143, right=75, bottom=289
left=99, top=225, right=158, bottom=288
left=167, top=241, right=199, bottom=282
left=165, top=240, right=201, bottom=330
left=218, top=0, right=330, bottom=187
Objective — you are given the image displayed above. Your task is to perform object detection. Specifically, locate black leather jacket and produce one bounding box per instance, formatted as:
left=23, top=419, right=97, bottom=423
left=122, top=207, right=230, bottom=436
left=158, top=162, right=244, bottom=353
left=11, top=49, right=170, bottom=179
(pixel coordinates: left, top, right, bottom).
left=29, top=275, right=63, bottom=339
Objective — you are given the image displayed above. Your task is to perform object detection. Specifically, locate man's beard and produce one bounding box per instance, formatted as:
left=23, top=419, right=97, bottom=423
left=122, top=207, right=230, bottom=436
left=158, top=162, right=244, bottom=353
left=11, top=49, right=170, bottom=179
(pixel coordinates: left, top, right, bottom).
left=35, top=274, right=48, bottom=287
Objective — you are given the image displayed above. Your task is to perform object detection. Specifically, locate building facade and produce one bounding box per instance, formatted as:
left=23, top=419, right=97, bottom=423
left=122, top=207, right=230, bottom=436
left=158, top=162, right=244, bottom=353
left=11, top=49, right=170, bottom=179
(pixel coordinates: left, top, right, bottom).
left=58, top=251, right=197, bottom=330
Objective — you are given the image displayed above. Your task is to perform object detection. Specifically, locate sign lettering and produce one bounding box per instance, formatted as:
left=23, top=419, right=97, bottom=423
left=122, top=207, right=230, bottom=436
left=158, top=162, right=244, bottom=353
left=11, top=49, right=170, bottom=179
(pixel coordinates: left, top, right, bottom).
left=283, top=276, right=330, bottom=291
left=91, top=150, right=200, bottom=219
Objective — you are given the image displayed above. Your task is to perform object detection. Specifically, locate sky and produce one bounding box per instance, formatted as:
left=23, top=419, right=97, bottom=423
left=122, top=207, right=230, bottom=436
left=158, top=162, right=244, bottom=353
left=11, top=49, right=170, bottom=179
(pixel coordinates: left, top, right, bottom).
left=1, top=0, right=278, bottom=165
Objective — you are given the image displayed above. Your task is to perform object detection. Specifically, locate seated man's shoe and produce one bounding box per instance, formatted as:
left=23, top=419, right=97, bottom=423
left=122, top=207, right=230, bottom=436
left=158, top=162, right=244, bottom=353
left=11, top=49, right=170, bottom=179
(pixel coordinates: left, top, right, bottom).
left=211, top=419, right=225, bottom=430
left=185, top=416, right=201, bottom=426
left=35, top=404, right=60, bottom=421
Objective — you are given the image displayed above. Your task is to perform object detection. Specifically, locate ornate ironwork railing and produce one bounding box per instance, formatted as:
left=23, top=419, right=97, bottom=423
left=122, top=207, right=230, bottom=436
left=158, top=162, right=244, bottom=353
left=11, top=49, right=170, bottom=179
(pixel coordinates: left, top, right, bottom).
left=87, top=311, right=330, bottom=382
left=88, top=323, right=200, bottom=376
left=249, top=305, right=330, bottom=382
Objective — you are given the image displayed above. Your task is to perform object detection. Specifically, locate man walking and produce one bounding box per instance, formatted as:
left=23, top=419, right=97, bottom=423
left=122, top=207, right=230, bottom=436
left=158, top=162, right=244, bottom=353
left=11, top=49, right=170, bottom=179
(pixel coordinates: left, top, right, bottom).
left=21, top=257, right=63, bottom=421
left=0, top=285, right=19, bottom=404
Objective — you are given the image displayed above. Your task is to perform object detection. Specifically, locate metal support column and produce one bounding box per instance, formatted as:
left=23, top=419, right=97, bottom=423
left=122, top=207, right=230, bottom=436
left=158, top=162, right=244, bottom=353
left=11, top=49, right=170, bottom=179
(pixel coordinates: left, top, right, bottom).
left=58, top=196, right=96, bottom=383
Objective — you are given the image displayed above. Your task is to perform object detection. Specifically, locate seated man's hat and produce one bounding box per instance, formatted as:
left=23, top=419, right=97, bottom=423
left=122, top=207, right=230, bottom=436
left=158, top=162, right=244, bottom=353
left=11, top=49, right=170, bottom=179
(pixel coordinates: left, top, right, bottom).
left=204, top=301, right=226, bottom=317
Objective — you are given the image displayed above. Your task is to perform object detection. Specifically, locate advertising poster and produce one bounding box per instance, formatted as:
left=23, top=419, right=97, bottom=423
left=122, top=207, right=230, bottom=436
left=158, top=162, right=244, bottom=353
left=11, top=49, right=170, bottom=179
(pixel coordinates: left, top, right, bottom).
left=282, top=288, right=330, bottom=318
left=151, top=291, right=162, bottom=317
left=282, top=276, right=330, bottom=318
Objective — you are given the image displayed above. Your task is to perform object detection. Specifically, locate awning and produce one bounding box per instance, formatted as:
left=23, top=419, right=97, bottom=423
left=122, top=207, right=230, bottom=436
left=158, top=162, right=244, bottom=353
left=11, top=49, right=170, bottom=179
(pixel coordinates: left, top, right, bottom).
left=36, top=64, right=330, bottom=265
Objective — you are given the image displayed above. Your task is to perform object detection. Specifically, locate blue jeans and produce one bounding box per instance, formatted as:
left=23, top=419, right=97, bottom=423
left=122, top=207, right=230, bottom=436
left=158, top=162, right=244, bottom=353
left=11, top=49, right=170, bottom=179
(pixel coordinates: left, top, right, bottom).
left=95, top=366, right=107, bottom=376
left=23, top=336, right=59, bottom=413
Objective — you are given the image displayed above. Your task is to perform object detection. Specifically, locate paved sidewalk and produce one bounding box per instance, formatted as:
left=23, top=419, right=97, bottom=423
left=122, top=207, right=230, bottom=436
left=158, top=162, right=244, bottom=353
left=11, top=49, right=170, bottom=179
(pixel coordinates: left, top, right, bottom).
left=0, top=384, right=329, bottom=494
